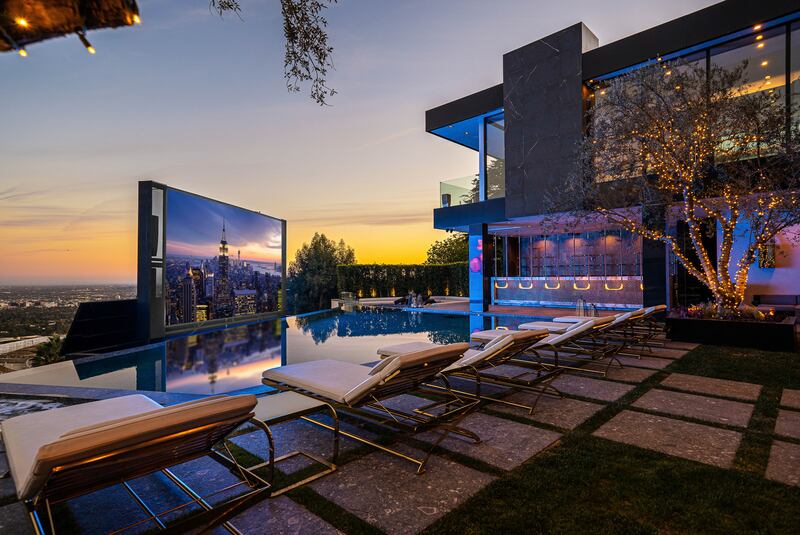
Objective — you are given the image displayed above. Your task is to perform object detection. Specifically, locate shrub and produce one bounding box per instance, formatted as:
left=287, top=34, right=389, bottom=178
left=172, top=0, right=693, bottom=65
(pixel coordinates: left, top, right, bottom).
left=336, top=263, right=468, bottom=299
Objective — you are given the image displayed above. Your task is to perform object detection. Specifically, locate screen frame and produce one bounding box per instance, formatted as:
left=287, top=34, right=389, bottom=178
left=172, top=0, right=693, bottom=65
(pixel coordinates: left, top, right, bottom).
left=137, top=180, right=287, bottom=341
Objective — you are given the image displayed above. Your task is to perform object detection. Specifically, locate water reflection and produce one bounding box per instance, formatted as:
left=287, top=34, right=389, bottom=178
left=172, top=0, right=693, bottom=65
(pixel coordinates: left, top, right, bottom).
left=2, top=308, right=552, bottom=396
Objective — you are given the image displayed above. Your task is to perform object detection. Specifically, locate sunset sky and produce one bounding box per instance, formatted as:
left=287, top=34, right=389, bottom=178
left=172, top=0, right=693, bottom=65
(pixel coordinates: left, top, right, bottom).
left=0, top=0, right=716, bottom=284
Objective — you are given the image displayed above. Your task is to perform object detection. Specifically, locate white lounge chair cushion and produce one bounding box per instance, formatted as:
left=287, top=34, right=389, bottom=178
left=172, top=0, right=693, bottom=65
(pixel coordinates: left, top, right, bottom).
left=3, top=394, right=258, bottom=501
left=1, top=394, right=161, bottom=501
left=470, top=329, right=513, bottom=342
left=534, top=318, right=597, bottom=347
left=263, top=358, right=404, bottom=405
left=518, top=321, right=568, bottom=333
left=376, top=341, right=437, bottom=358
left=443, top=335, right=514, bottom=372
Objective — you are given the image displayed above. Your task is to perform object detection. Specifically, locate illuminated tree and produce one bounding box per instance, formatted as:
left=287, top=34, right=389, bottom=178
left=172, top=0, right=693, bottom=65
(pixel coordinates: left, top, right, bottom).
left=210, top=0, right=337, bottom=105
left=558, top=58, right=800, bottom=313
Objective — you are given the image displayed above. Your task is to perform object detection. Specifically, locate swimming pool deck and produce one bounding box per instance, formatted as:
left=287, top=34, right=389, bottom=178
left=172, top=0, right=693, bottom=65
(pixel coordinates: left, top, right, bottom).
left=3, top=335, right=798, bottom=533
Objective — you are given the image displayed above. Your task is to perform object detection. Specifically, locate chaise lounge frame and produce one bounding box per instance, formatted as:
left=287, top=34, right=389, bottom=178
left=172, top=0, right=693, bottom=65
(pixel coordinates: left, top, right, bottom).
left=262, top=343, right=481, bottom=474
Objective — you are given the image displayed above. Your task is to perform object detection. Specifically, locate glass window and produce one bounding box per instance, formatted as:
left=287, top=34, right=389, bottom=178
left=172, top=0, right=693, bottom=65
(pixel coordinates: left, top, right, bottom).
left=712, top=27, right=786, bottom=160
left=485, top=112, right=505, bottom=199
left=712, top=26, right=785, bottom=99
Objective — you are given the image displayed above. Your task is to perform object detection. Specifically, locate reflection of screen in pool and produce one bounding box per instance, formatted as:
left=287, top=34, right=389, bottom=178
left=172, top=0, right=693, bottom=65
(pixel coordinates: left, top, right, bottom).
left=164, top=188, right=284, bottom=326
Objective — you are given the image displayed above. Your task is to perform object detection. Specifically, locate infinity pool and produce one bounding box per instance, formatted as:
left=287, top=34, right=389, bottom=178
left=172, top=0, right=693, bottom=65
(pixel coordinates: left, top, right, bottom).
left=0, top=307, right=547, bottom=396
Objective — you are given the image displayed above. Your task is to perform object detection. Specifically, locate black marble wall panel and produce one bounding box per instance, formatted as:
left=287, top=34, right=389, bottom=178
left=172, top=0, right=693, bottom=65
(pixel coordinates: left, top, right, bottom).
left=503, top=23, right=597, bottom=218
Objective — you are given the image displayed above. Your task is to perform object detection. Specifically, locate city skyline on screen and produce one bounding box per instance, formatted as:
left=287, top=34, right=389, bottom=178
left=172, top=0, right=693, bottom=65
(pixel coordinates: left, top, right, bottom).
left=166, top=188, right=282, bottom=265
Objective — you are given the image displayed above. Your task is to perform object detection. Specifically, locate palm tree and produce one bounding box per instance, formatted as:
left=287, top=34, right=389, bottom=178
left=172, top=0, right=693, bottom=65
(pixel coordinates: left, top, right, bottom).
left=31, top=336, right=64, bottom=367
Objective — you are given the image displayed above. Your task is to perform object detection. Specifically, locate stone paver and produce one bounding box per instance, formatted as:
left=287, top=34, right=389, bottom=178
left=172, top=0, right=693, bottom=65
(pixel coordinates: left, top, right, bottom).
left=493, top=393, right=605, bottom=429
left=780, top=389, right=800, bottom=410
left=310, top=444, right=495, bottom=535
left=417, top=412, right=561, bottom=470
left=0, top=502, right=35, bottom=534
left=774, top=409, right=800, bottom=440
left=231, top=418, right=347, bottom=475
left=63, top=484, right=156, bottom=533
left=663, top=341, right=699, bottom=351
left=765, top=440, right=800, bottom=487
left=229, top=495, right=342, bottom=534
left=581, top=363, right=657, bottom=384
left=628, top=347, right=687, bottom=360
left=594, top=410, right=742, bottom=468
left=660, top=373, right=762, bottom=401
left=551, top=374, right=636, bottom=402
left=615, top=355, right=673, bottom=370
left=633, top=389, right=754, bottom=427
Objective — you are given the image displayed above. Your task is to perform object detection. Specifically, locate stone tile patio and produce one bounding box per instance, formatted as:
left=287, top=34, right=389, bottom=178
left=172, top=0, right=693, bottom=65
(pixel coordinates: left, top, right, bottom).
left=551, top=374, right=636, bottom=402
left=615, top=355, right=674, bottom=370
left=594, top=410, right=743, bottom=468
left=230, top=418, right=346, bottom=475
left=765, top=440, right=800, bottom=487
left=580, top=363, right=658, bottom=383
left=3, top=334, right=799, bottom=534
left=310, top=444, right=495, bottom=535
left=228, top=495, right=342, bottom=534
left=632, top=389, right=754, bottom=428
left=661, top=341, right=699, bottom=351
left=660, top=373, right=762, bottom=401
left=630, top=347, right=688, bottom=360
left=416, top=412, right=562, bottom=470
left=774, top=409, right=800, bottom=440
left=780, top=389, right=800, bottom=410
left=493, top=393, right=605, bottom=430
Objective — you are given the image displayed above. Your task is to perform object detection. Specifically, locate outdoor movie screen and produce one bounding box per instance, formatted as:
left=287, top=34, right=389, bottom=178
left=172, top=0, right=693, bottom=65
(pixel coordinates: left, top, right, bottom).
left=164, top=188, right=284, bottom=327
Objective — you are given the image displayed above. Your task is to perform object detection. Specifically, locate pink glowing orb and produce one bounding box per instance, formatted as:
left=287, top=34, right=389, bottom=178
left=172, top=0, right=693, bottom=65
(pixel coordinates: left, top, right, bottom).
left=469, top=257, right=481, bottom=273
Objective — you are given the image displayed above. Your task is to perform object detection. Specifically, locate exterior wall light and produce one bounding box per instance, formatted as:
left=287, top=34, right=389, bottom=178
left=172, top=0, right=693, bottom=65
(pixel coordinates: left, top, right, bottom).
left=605, top=282, right=624, bottom=291
left=544, top=281, right=561, bottom=290
left=573, top=281, right=591, bottom=291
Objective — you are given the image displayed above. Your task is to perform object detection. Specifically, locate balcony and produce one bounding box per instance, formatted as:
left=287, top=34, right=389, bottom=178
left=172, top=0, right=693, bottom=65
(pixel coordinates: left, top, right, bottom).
left=439, top=174, right=478, bottom=207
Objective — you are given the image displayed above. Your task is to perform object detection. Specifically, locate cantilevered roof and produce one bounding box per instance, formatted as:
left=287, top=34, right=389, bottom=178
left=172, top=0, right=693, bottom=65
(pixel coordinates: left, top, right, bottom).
left=0, top=0, right=140, bottom=53
left=425, top=84, right=503, bottom=150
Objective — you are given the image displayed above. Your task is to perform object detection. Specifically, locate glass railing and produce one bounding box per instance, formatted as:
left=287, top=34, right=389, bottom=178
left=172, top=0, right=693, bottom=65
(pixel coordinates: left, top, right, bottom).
left=439, top=175, right=479, bottom=207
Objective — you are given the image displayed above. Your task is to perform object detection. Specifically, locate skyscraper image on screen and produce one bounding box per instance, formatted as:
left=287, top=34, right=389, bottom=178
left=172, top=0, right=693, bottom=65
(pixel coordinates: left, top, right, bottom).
left=164, top=188, right=283, bottom=326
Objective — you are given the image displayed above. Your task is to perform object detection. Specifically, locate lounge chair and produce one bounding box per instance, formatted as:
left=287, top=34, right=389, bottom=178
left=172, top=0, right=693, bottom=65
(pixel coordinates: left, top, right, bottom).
left=1, top=394, right=270, bottom=534
left=378, top=330, right=561, bottom=414
left=262, top=343, right=477, bottom=474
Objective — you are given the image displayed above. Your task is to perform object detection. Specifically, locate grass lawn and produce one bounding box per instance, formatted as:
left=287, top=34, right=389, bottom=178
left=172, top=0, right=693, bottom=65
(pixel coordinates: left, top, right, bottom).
left=668, top=345, right=800, bottom=389
left=423, top=345, right=800, bottom=534
left=424, top=435, right=800, bottom=534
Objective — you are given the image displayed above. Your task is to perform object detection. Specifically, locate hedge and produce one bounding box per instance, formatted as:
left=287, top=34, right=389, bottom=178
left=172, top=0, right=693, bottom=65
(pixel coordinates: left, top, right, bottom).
left=336, top=263, right=468, bottom=298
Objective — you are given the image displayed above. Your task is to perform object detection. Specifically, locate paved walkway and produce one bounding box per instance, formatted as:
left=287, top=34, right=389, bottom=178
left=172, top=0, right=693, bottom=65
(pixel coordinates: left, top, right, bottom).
left=1, top=337, right=799, bottom=534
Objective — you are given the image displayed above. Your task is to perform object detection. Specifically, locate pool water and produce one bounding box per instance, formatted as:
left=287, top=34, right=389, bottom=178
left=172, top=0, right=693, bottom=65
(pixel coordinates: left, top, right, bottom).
left=0, top=307, right=547, bottom=396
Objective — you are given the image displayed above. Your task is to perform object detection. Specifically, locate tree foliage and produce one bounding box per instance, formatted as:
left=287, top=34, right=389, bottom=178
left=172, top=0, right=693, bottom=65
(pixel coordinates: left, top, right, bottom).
left=554, top=58, right=800, bottom=312
left=425, top=233, right=468, bottom=264
left=209, top=0, right=337, bottom=105
left=31, top=335, right=64, bottom=367
left=287, top=233, right=355, bottom=313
